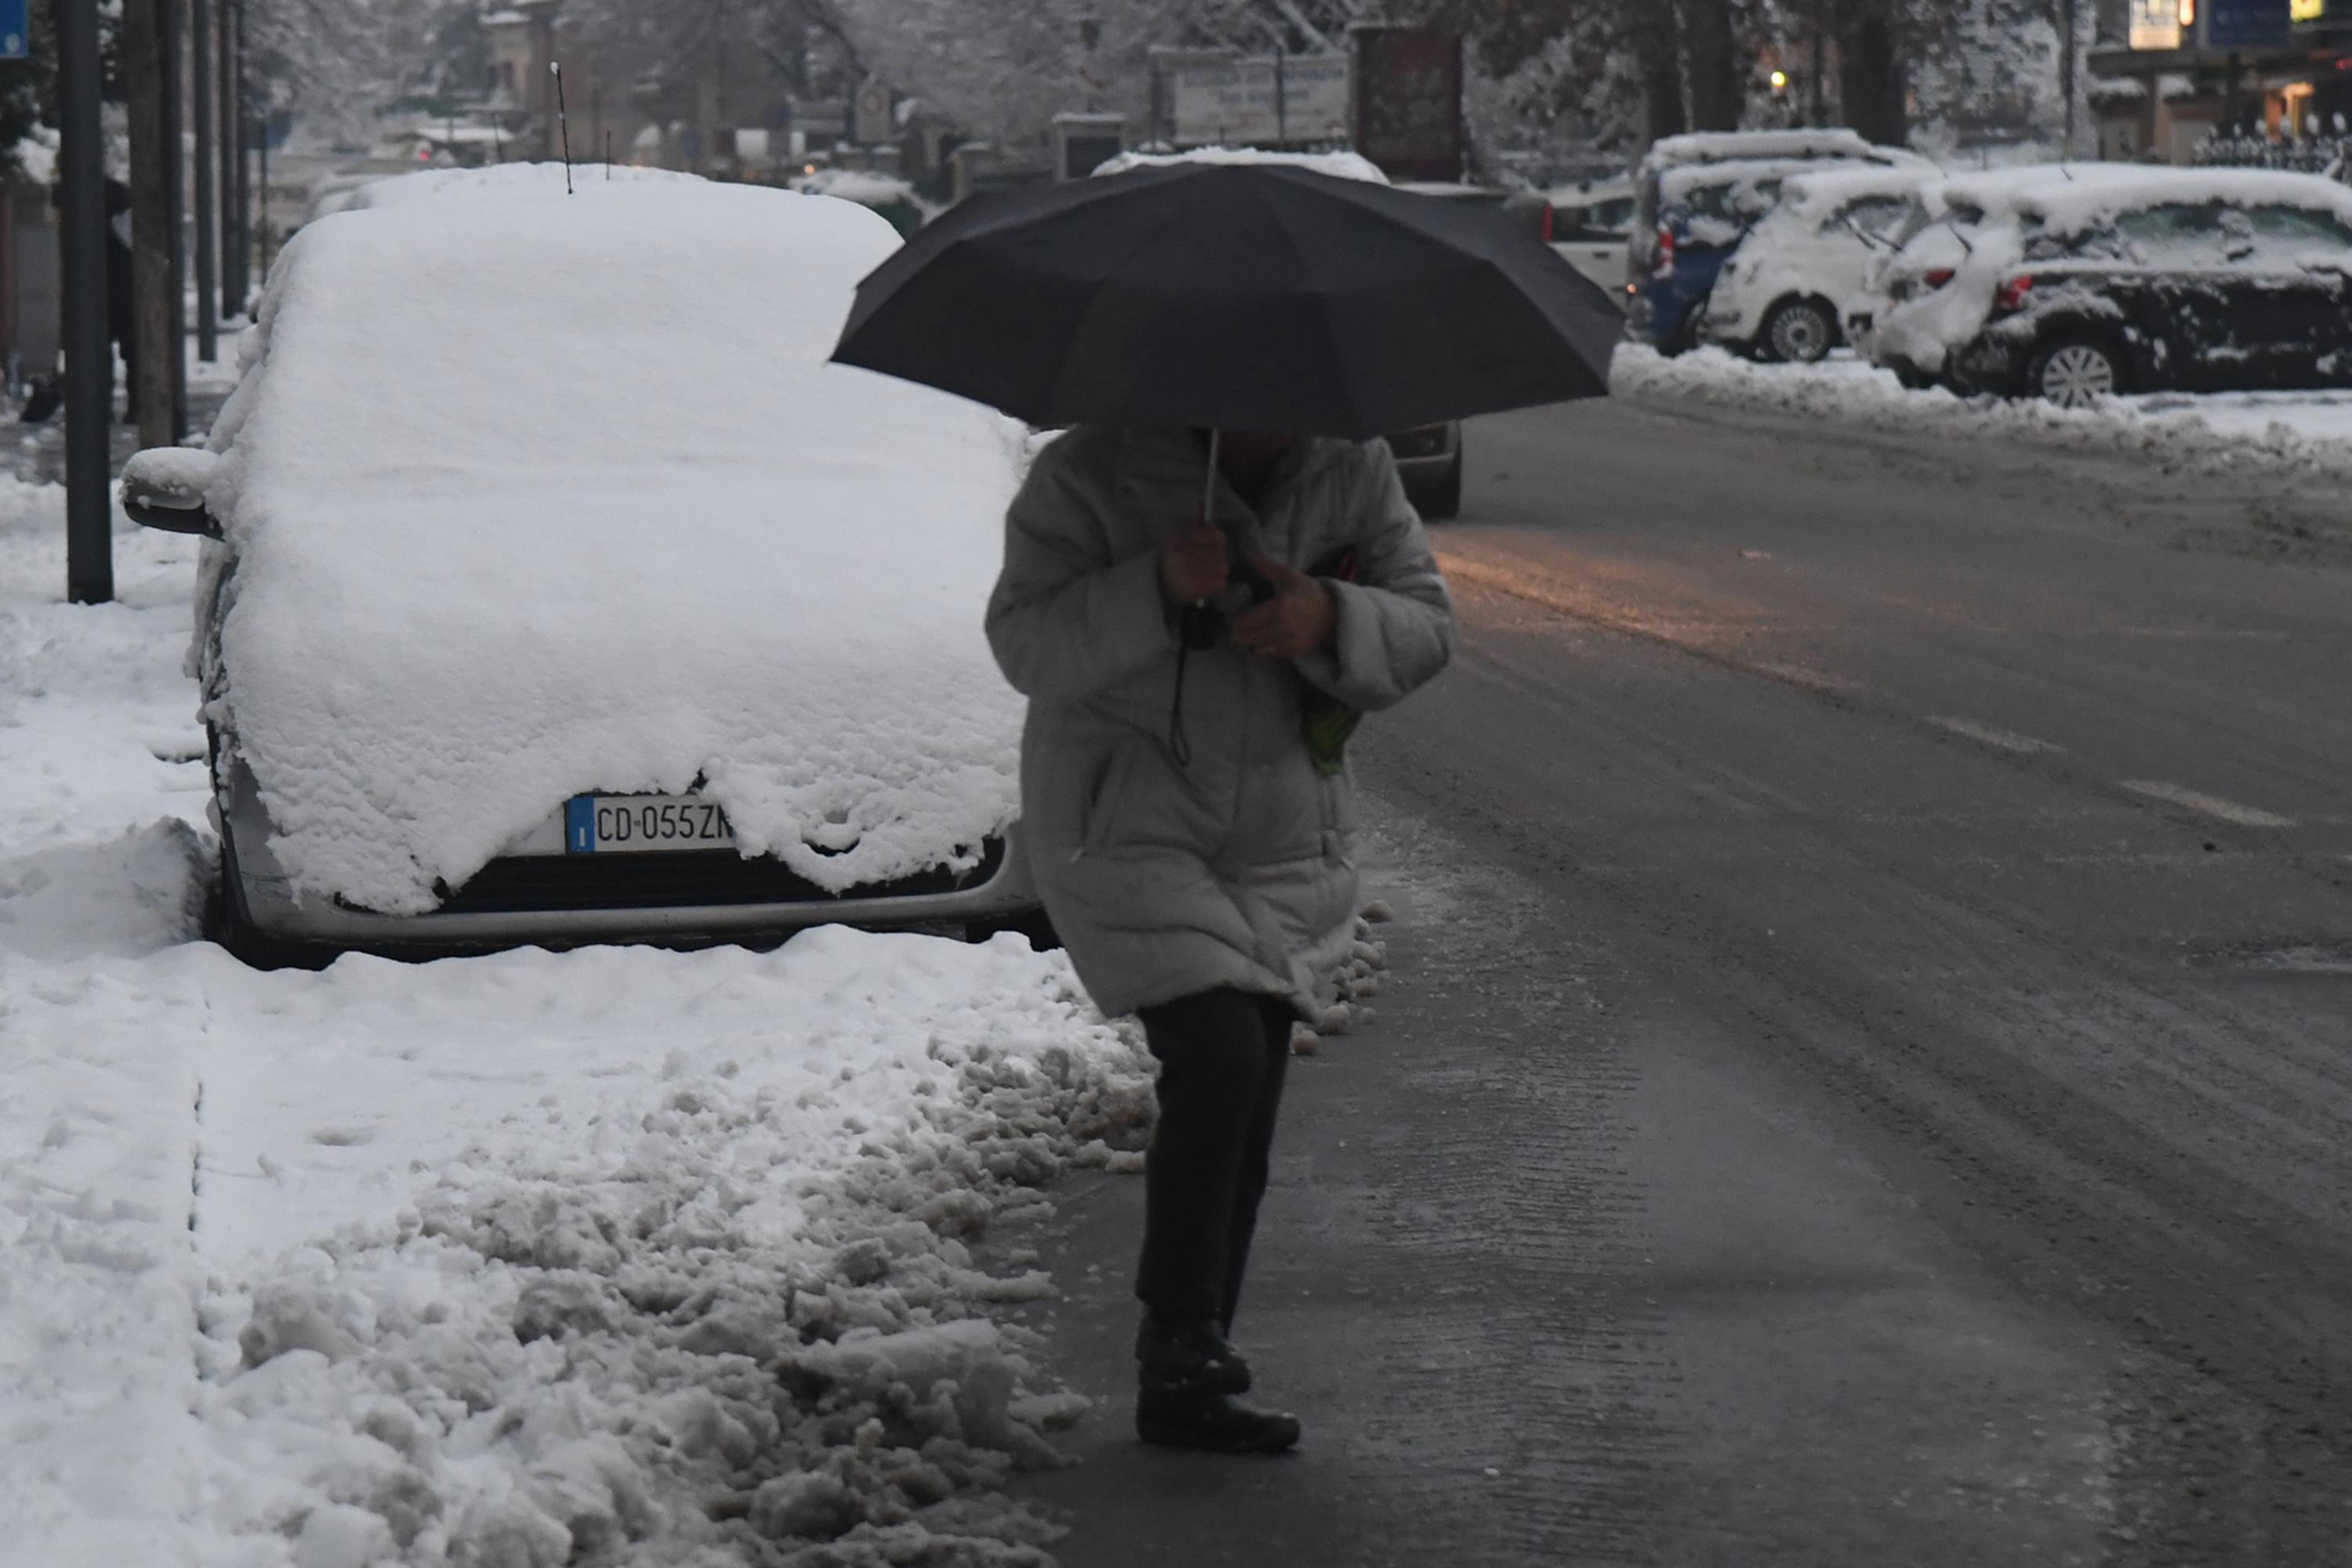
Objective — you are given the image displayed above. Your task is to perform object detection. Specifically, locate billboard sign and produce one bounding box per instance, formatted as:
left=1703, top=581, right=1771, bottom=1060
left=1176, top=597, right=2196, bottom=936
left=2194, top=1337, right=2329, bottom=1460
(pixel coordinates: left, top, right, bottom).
left=1279, top=56, right=1350, bottom=142
left=1352, top=27, right=1463, bottom=183
left=1171, top=55, right=1351, bottom=147
left=0, top=0, right=24, bottom=60
left=1174, top=59, right=1280, bottom=145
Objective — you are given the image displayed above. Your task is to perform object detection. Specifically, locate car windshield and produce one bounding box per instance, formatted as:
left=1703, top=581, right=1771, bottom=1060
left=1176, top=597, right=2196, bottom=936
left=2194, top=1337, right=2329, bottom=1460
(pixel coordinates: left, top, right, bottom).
left=1682, top=176, right=1784, bottom=223
left=1581, top=195, right=1635, bottom=233
left=1824, top=195, right=1911, bottom=239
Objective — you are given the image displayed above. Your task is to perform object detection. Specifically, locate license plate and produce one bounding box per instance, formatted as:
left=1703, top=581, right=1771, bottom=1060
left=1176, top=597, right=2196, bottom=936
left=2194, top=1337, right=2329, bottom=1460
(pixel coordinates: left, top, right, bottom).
left=564, top=794, right=735, bottom=854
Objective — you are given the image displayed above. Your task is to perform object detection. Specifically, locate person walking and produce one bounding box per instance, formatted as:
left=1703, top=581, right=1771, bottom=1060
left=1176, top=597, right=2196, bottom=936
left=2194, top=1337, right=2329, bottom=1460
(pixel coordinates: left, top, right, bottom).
left=985, top=425, right=1456, bottom=1454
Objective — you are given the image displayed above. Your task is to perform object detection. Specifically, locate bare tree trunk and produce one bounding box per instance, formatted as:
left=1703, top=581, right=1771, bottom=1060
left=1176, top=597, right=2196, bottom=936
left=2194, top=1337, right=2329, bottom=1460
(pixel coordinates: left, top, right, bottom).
left=125, top=0, right=177, bottom=448
left=1681, top=0, right=1742, bottom=132
left=1836, top=0, right=1905, bottom=146
left=1632, top=1, right=1687, bottom=143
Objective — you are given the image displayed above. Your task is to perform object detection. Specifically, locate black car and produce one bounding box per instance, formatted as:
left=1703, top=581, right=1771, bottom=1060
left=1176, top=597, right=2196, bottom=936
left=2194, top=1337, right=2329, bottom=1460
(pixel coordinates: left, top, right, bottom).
left=1947, top=195, right=2352, bottom=407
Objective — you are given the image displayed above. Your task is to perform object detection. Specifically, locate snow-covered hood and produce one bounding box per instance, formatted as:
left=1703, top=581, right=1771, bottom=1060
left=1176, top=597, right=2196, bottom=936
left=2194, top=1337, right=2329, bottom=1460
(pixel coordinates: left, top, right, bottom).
left=198, top=169, right=1029, bottom=915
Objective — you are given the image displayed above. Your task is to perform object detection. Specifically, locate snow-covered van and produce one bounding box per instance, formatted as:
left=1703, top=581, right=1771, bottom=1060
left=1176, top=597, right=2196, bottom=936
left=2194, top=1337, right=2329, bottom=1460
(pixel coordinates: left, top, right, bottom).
left=1699, top=163, right=1934, bottom=361
left=120, top=165, right=1043, bottom=960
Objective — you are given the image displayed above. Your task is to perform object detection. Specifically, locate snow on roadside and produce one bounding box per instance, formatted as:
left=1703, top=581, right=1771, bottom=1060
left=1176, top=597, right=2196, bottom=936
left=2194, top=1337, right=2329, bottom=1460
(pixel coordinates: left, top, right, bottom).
left=179, top=931, right=1155, bottom=1567
left=0, top=477, right=1163, bottom=1566
left=1613, top=344, right=2352, bottom=481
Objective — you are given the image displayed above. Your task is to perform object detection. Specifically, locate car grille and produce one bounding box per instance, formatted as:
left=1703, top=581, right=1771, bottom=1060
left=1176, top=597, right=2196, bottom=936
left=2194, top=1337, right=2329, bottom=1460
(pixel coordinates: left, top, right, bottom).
left=432, top=838, right=1007, bottom=914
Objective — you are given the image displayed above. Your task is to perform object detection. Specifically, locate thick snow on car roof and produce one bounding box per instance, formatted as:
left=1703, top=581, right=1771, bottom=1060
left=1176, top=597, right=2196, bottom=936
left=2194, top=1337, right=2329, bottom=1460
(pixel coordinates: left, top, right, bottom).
left=1642, top=129, right=1880, bottom=172
left=1091, top=145, right=1389, bottom=183
left=1772, top=164, right=1936, bottom=222
left=1659, top=156, right=1871, bottom=205
left=201, top=165, right=1029, bottom=915
left=2007, top=164, right=2352, bottom=233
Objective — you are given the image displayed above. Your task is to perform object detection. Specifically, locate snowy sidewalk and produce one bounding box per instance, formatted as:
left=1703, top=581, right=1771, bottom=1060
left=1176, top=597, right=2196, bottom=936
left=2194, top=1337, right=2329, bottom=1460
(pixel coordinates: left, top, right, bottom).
left=1615, top=344, right=2352, bottom=483
left=0, top=487, right=1162, bottom=1566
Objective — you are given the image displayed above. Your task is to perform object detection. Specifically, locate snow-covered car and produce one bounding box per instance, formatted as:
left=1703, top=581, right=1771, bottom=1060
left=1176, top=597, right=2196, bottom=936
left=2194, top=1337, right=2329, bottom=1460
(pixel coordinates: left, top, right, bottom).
left=1094, top=147, right=1468, bottom=518
left=121, top=165, right=1040, bottom=960
left=1547, top=176, right=1635, bottom=303
left=1700, top=164, right=1931, bottom=362
left=1629, top=130, right=1933, bottom=352
left=1874, top=165, right=2352, bottom=405
left=1864, top=165, right=2144, bottom=387
left=1946, top=169, right=2352, bottom=405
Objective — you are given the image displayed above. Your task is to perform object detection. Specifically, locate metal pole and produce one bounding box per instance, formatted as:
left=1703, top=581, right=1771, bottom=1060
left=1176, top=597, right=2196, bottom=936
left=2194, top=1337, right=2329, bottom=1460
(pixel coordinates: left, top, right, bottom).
left=163, top=0, right=187, bottom=437
left=232, top=0, right=250, bottom=308
left=257, top=90, right=270, bottom=280
left=217, top=0, right=234, bottom=318
left=126, top=0, right=176, bottom=449
left=191, top=0, right=216, bottom=361
left=59, top=0, right=113, bottom=604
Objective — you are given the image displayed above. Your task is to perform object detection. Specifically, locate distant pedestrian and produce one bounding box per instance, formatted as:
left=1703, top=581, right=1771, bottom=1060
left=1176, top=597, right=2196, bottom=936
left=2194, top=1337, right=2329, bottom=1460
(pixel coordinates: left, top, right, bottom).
left=986, top=426, right=1454, bottom=1454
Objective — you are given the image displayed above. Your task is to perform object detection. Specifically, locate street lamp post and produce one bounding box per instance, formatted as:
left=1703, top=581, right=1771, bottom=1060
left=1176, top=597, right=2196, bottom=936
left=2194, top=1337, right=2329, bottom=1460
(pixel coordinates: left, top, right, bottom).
left=58, top=0, right=113, bottom=604
left=192, top=0, right=216, bottom=361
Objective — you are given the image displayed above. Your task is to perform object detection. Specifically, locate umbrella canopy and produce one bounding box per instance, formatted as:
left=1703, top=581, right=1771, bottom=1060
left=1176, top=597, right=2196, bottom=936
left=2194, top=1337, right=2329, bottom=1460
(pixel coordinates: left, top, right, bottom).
left=829, top=162, right=1621, bottom=441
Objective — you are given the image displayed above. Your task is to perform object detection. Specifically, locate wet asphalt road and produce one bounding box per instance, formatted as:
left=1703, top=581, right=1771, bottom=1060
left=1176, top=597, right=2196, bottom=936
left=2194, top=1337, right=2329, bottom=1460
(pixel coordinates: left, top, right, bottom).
left=1013, top=394, right=2352, bottom=1566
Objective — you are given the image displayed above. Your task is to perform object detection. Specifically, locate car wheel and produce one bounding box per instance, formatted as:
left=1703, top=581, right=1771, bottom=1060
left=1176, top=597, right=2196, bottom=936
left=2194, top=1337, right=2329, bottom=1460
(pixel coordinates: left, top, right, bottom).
left=1403, top=449, right=1463, bottom=522
left=1764, top=299, right=1836, bottom=365
left=2028, top=337, right=2124, bottom=408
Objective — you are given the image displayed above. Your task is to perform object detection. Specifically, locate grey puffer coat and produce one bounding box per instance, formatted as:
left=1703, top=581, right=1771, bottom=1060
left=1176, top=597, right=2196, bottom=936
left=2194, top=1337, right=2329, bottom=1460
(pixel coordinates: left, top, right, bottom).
left=985, top=426, right=1456, bottom=1019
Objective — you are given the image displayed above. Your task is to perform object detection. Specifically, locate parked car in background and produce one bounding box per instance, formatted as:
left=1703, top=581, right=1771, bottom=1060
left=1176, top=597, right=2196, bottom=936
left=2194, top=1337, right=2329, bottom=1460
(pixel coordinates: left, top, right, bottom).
left=1700, top=164, right=1931, bottom=361
left=122, top=165, right=1041, bottom=963
left=1630, top=130, right=1933, bottom=354
left=1396, top=180, right=1558, bottom=245
left=1547, top=176, right=1635, bottom=303
left=1863, top=165, right=2139, bottom=388
left=1866, top=165, right=2352, bottom=405
left=1940, top=168, right=2352, bottom=405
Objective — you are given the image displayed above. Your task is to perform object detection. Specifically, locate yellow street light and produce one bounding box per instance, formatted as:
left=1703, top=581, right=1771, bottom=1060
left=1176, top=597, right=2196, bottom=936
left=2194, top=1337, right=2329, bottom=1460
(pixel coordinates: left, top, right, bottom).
left=1769, top=69, right=1789, bottom=90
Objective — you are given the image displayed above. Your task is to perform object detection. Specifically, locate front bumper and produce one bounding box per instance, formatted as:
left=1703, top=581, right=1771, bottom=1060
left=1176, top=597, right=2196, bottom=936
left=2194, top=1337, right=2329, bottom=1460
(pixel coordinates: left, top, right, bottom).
left=220, top=755, right=1040, bottom=953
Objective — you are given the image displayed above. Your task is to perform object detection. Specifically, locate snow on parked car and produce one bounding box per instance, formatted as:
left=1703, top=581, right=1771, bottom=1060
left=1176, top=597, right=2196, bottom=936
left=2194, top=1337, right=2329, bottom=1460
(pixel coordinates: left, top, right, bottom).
left=120, top=164, right=1040, bottom=960
left=1700, top=163, right=1933, bottom=362
left=1628, top=129, right=1932, bottom=354
left=1870, top=165, right=2352, bottom=405
left=1866, top=164, right=2156, bottom=388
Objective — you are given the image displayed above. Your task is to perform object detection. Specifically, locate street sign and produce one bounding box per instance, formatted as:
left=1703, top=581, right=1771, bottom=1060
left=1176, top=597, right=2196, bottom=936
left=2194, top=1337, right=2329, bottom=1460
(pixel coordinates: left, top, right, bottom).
left=1174, top=59, right=1280, bottom=145
left=2207, top=0, right=2290, bottom=45
left=1171, top=54, right=1348, bottom=147
left=854, top=82, right=894, bottom=147
left=0, top=0, right=27, bottom=60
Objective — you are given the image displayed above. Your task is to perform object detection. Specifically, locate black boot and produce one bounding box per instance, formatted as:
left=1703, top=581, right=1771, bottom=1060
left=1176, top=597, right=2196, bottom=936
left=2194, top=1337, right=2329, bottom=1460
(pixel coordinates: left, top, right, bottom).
left=1136, top=1386, right=1301, bottom=1454
left=1135, top=1315, right=1250, bottom=1396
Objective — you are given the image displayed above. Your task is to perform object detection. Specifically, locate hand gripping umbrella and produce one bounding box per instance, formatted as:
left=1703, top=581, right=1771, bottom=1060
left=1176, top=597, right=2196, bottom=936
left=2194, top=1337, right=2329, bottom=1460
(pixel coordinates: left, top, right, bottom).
left=829, top=161, right=1623, bottom=570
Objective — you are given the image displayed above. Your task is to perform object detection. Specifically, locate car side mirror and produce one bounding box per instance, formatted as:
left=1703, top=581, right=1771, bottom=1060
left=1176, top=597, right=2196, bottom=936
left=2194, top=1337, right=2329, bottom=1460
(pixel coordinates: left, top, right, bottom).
left=122, top=447, right=223, bottom=539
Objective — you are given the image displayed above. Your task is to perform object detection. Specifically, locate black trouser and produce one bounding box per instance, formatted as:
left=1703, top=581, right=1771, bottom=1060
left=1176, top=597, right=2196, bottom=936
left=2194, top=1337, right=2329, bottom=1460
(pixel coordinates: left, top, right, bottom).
left=1134, top=987, right=1295, bottom=1329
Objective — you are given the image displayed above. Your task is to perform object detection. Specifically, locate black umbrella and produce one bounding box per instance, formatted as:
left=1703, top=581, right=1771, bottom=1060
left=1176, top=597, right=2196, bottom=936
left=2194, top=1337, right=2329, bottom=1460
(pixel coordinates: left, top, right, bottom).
left=828, top=161, right=1621, bottom=442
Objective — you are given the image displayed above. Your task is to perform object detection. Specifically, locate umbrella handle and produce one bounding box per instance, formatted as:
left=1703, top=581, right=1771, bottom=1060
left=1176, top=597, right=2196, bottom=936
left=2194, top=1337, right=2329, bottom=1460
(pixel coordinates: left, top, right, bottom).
left=1202, top=427, right=1276, bottom=605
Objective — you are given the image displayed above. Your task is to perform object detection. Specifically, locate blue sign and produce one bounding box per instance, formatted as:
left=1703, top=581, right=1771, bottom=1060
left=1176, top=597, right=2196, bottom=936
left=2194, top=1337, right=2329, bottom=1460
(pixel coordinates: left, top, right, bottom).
left=0, top=0, right=27, bottom=61
left=2206, top=0, right=2291, bottom=45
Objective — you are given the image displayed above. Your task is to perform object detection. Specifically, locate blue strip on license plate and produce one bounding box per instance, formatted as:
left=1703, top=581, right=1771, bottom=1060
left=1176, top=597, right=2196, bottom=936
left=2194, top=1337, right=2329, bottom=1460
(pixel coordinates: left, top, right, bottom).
left=566, top=795, right=597, bottom=853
